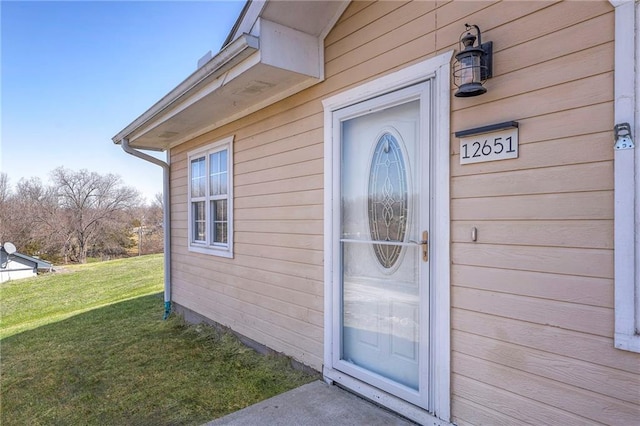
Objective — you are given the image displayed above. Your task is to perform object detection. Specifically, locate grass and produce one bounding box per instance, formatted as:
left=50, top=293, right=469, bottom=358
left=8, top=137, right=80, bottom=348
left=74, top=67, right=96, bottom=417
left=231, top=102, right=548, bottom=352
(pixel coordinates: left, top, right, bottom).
left=1, top=255, right=165, bottom=339
left=1, top=255, right=315, bottom=425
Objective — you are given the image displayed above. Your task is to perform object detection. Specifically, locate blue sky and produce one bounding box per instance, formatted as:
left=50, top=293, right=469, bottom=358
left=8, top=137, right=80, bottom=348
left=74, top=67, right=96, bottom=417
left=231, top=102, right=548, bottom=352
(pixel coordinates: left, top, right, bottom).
left=1, top=0, right=246, bottom=203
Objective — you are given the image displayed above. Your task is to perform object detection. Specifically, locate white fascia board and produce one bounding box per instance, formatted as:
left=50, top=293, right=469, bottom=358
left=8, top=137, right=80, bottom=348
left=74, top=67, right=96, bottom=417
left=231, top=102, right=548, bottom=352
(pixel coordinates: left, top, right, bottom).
left=112, top=34, right=259, bottom=146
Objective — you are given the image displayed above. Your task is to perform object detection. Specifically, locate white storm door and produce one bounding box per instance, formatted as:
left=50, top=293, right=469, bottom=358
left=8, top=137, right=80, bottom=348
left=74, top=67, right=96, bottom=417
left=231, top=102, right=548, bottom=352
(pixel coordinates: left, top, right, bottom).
left=333, top=82, right=431, bottom=408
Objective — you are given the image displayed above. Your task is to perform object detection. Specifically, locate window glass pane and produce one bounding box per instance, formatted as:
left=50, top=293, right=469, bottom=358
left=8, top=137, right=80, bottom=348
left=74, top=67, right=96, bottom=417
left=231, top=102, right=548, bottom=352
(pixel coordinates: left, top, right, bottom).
left=210, top=152, right=220, bottom=173
left=220, top=173, right=228, bottom=195
left=220, top=149, right=227, bottom=171
left=210, top=150, right=228, bottom=196
left=191, top=157, right=206, bottom=197
left=192, top=201, right=205, bottom=242
left=216, top=199, right=227, bottom=221
left=210, top=174, right=220, bottom=196
left=211, top=199, right=228, bottom=244
left=215, top=223, right=228, bottom=244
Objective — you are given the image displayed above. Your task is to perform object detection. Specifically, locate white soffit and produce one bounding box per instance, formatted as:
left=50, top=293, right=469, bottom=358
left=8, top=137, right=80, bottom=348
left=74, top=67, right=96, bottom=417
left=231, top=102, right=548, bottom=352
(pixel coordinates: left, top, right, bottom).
left=113, top=0, right=349, bottom=151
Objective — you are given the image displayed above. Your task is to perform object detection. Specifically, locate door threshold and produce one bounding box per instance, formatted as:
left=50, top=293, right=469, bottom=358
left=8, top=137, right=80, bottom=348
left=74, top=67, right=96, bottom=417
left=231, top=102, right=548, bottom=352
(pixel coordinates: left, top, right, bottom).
left=323, top=367, right=452, bottom=426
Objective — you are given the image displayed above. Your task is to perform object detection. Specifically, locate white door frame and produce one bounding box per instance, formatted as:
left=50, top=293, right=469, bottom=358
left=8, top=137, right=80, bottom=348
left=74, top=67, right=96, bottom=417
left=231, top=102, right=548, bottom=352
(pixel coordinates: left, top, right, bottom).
left=322, top=51, right=453, bottom=425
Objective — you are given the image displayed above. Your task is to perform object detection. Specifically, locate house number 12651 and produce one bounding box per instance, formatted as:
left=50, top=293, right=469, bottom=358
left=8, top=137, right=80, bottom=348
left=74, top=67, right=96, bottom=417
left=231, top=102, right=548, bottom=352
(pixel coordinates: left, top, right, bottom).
left=459, top=128, right=519, bottom=165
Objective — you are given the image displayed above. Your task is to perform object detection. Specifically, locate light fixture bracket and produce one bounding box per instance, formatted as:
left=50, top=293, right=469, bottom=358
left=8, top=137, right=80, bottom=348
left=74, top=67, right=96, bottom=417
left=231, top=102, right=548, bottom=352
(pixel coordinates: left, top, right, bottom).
left=478, top=40, right=493, bottom=80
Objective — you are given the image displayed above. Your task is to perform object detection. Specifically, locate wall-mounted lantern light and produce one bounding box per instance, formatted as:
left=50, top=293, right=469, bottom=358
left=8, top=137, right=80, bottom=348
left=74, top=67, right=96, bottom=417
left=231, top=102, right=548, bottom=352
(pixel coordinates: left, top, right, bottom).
left=453, top=24, right=493, bottom=97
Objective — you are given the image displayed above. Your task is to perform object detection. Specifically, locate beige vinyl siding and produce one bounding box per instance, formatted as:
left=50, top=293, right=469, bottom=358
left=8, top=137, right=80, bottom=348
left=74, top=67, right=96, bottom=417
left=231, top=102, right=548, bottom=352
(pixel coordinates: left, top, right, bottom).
left=169, top=98, right=327, bottom=368
left=446, top=0, right=640, bottom=424
left=167, top=0, right=442, bottom=370
left=167, top=0, right=639, bottom=422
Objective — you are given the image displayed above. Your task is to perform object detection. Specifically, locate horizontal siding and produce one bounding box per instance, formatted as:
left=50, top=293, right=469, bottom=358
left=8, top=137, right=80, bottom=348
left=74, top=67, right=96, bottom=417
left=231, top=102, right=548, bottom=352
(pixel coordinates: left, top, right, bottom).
left=452, top=162, right=613, bottom=198
left=172, top=263, right=323, bottom=325
left=444, top=1, right=635, bottom=424
left=454, top=331, right=639, bottom=405
left=452, top=220, right=613, bottom=249
left=234, top=159, right=322, bottom=187
left=325, top=1, right=412, bottom=53
left=453, top=286, right=613, bottom=338
left=452, top=191, right=614, bottom=221
left=436, top=0, right=611, bottom=52
left=453, top=352, right=640, bottom=424
left=453, top=243, right=613, bottom=279
left=325, top=2, right=437, bottom=73
left=452, top=375, right=593, bottom=426
left=163, top=0, right=640, bottom=424
left=481, top=40, right=614, bottom=102
left=453, top=309, right=640, bottom=375
left=235, top=219, right=323, bottom=235
left=236, top=176, right=323, bottom=200
left=451, top=398, right=522, bottom=426
left=452, top=264, right=613, bottom=308
left=172, top=283, right=323, bottom=368
left=452, top=72, right=614, bottom=132
left=452, top=131, right=613, bottom=177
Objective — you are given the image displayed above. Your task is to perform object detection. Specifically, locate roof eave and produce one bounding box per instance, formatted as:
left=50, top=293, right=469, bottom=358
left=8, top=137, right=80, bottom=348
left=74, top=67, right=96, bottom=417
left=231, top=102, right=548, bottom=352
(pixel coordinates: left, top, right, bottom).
left=112, top=1, right=350, bottom=151
left=112, top=34, right=259, bottom=148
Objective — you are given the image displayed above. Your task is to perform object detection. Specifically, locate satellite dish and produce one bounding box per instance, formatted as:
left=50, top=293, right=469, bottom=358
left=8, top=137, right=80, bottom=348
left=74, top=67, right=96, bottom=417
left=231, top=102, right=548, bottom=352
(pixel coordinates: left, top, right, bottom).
left=3, top=242, right=16, bottom=255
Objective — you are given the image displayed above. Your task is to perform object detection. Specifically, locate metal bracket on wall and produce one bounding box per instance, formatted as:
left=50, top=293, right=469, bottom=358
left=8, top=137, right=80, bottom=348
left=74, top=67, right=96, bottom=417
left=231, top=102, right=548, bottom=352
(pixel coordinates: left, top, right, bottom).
left=614, top=123, right=634, bottom=150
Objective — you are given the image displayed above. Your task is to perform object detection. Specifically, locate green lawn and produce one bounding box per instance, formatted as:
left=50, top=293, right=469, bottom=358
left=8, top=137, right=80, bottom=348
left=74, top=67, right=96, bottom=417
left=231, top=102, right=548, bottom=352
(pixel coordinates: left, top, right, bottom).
left=0, top=255, right=315, bottom=425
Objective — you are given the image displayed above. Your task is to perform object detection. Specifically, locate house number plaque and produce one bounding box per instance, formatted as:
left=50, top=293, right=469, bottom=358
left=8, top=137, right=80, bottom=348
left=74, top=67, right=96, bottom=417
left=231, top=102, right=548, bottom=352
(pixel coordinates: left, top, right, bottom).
left=458, top=126, right=519, bottom=165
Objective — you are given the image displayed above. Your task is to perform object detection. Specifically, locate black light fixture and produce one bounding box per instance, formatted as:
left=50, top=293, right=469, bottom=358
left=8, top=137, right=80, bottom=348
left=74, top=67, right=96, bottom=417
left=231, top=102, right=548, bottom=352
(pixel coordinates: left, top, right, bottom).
left=453, top=24, right=493, bottom=97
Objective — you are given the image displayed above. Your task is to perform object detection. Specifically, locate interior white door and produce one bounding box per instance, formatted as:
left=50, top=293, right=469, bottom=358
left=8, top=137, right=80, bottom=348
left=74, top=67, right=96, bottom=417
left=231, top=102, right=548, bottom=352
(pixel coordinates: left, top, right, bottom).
left=334, top=83, right=430, bottom=407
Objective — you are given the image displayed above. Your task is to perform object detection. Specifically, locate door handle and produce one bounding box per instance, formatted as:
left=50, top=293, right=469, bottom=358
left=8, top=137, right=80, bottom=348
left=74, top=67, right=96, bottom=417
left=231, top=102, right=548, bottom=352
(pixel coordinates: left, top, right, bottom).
left=421, top=230, right=429, bottom=262
left=409, top=231, right=429, bottom=262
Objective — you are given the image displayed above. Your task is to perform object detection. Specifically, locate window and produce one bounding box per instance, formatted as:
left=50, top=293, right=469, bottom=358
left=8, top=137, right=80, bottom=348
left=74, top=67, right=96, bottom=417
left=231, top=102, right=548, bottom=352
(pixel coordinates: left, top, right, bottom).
left=368, top=132, right=408, bottom=269
left=188, top=136, right=234, bottom=257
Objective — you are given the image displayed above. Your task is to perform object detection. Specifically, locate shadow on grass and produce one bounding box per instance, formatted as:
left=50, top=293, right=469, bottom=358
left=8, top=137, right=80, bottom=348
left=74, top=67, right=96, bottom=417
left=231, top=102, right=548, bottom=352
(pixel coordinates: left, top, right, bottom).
left=1, top=293, right=314, bottom=426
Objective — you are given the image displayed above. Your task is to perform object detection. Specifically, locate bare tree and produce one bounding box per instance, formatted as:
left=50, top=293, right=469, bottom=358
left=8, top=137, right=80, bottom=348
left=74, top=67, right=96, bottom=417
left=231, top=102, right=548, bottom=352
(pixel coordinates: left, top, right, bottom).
left=143, top=194, right=164, bottom=254
left=8, top=177, right=65, bottom=261
left=0, top=173, right=10, bottom=243
left=1, top=169, right=145, bottom=263
left=50, top=167, right=142, bottom=263
left=153, top=192, right=163, bottom=209
left=0, top=173, right=9, bottom=203
left=129, top=194, right=164, bottom=256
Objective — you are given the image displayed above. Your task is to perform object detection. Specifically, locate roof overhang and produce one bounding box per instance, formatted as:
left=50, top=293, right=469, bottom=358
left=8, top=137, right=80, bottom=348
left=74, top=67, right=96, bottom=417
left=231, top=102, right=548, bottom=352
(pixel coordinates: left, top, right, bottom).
left=113, top=0, right=349, bottom=151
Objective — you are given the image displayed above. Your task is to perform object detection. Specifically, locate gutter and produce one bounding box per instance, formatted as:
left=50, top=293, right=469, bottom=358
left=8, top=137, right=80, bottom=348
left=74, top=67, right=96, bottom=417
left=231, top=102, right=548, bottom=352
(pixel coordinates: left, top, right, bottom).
left=121, top=138, right=172, bottom=320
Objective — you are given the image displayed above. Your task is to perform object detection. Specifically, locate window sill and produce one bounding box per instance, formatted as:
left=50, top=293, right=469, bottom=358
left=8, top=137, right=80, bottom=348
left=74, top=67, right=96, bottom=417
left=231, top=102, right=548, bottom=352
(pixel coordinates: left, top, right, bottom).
left=188, top=244, right=233, bottom=259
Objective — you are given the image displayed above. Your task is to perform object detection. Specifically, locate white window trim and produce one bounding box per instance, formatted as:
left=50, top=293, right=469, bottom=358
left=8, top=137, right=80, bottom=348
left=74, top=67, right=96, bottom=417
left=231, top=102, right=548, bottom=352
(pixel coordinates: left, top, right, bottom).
left=322, top=51, right=453, bottom=425
left=612, top=0, right=640, bottom=353
left=187, top=135, right=234, bottom=258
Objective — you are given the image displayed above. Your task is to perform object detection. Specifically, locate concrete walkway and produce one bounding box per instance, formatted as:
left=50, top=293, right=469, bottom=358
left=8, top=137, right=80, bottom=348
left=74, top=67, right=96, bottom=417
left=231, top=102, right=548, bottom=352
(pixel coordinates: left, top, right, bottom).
left=204, top=381, right=416, bottom=425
